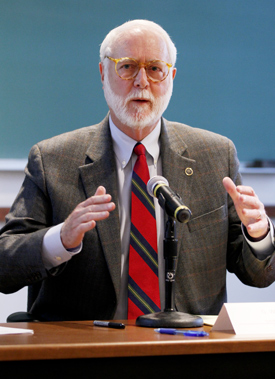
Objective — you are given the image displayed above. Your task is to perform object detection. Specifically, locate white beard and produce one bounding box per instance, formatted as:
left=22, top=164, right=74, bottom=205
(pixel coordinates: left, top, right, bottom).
left=103, top=73, right=173, bottom=130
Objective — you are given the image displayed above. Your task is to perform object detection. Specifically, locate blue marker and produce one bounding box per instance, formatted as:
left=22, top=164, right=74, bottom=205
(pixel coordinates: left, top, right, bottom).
left=155, top=328, right=209, bottom=337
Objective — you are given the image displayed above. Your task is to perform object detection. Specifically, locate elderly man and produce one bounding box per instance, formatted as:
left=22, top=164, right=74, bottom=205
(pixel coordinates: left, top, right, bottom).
left=0, top=20, right=274, bottom=321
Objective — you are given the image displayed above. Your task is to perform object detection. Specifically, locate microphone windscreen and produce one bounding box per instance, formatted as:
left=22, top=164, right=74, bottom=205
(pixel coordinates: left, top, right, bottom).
left=147, top=176, right=169, bottom=197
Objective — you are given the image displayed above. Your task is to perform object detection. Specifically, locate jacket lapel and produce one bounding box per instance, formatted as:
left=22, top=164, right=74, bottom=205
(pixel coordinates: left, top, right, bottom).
left=78, top=116, right=121, bottom=300
left=160, top=118, right=196, bottom=244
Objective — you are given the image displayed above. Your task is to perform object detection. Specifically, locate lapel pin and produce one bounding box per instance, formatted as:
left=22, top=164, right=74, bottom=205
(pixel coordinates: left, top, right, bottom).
left=185, top=167, right=193, bottom=176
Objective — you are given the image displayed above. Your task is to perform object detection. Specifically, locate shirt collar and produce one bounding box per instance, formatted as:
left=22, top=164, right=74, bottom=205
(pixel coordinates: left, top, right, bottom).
left=109, top=115, right=161, bottom=169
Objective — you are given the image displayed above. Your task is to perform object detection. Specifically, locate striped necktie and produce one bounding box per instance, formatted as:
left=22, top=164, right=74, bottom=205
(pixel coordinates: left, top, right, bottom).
left=128, top=143, right=161, bottom=319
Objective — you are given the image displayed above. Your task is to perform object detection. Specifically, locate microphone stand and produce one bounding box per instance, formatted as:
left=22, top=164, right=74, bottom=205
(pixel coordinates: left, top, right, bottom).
left=136, top=216, right=203, bottom=328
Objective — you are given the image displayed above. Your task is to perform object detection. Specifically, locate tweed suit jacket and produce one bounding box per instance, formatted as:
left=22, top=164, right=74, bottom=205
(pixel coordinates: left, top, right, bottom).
left=0, top=115, right=275, bottom=320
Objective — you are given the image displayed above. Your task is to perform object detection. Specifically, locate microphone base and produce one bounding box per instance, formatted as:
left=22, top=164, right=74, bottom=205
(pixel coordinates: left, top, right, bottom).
left=136, top=310, right=203, bottom=328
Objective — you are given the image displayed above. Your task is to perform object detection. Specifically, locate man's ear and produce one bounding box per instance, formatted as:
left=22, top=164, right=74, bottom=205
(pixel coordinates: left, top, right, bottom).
left=172, top=67, right=177, bottom=80
left=99, top=62, right=104, bottom=82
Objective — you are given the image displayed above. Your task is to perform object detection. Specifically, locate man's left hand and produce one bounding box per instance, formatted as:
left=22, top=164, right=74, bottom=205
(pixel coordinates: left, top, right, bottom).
left=223, top=176, right=269, bottom=240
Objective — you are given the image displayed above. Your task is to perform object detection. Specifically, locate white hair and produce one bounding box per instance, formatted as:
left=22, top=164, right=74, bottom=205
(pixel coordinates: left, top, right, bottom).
left=99, top=19, right=177, bottom=66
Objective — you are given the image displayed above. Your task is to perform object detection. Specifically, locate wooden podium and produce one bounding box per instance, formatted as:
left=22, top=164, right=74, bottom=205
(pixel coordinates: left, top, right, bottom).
left=0, top=320, right=275, bottom=378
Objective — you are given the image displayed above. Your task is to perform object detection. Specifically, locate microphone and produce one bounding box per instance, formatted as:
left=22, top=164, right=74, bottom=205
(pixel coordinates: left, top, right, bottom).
left=147, top=176, right=192, bottom=223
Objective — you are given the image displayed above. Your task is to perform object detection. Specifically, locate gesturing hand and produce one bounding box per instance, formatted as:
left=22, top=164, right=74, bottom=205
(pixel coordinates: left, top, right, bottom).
left=60, top=186, right=116, bottom=249
left=223, top=177, right=269, bottom=240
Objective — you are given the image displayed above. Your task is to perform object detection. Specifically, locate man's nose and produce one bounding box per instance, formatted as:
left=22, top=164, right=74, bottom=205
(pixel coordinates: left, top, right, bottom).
left=134, top=67, right=149, bottom=89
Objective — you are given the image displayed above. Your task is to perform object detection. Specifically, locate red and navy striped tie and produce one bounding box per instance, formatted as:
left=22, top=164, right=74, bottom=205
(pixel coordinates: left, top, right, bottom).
left=128, top=143, right=161, bottom=319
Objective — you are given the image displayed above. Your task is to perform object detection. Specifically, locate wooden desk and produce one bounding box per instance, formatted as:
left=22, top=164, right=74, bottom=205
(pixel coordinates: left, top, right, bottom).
left=0, top=320, right=275, bottom=378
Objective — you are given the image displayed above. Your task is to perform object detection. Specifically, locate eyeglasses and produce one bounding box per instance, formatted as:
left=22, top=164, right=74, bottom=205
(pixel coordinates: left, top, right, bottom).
left=105, top=56, right=172, bottom=83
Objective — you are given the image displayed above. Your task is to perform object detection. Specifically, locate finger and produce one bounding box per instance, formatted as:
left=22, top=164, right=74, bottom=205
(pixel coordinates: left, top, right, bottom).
left=222, top=177, right=240, bottom=202
left=81, top=193, right=113, bottom=208
left=246, top=218, right=269, bottom=236
left=236, top=185, right=256, bottom=197
left=94, top=186, right=107, bottom=196
left=223, top=177, right=259, bottom=209
left=67, top=202, right=115, bottom=230
left=239, top=195, right=261, bottom=209
left=68, top=193, right=116, bottom=229
left=75, top=208, right=112, bottom=224
left=70, top=220, right=97, bottom=235
left=242, top=208, right=265, bottom=221
left=80, top=201, right=115, bottom=215
left=75, top=187, right=110, bottom=210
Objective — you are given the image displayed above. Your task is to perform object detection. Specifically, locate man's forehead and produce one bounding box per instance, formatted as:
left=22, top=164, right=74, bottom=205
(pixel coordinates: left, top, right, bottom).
left=113, top=31, right=170, bottom=61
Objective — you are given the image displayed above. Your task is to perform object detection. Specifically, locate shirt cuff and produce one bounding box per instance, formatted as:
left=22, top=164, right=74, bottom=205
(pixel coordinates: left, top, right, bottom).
left=242, top=218, right=275, bottom=261
left=42, top=223, right=82, bottom=270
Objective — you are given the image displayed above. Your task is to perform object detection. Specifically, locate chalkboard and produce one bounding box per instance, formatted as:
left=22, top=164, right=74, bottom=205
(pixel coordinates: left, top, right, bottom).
left=1, top=0, right=275, bottom=162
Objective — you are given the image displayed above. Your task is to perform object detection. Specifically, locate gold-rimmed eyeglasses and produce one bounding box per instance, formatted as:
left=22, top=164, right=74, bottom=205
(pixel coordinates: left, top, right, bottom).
left=105, top=56, right=172, bottom=83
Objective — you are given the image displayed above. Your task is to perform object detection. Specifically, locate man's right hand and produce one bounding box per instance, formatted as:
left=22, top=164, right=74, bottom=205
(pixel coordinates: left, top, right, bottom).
left=60, top=186, right=116, bottom=249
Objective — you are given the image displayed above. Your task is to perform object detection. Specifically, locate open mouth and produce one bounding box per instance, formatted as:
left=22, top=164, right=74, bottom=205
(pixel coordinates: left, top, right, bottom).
left=131, top=98, right=150, bottom=104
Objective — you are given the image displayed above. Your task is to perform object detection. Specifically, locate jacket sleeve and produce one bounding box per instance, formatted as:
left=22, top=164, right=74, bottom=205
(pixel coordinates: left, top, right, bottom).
left=226, top=140, right=275, bottom=287
left=0, top=144, right=51, bottom=293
